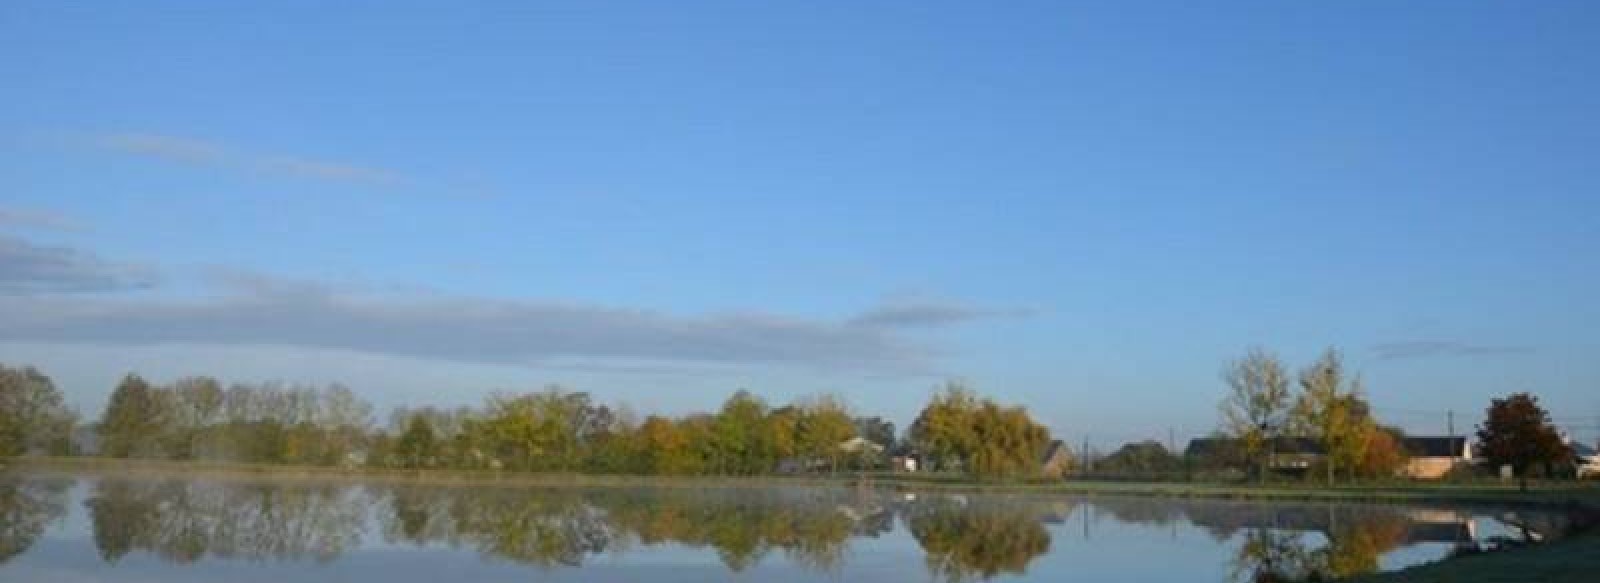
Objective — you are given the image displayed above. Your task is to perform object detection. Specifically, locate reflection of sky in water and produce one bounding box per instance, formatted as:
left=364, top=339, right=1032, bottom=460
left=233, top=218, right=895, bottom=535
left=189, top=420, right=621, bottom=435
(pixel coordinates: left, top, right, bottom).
left=0, top=474, right=1572, bottom=583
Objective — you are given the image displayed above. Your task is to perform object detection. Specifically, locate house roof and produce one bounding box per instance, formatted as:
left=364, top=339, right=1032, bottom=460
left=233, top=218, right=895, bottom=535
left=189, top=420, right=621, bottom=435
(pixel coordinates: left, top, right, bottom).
left=1402, top=436, right=1467, bottom=458
left=1571, top=442, right=1597, bottom=458
left=1183, top=438, right=1224, bottom=458
left=838, top=436, right=885, bottom=453
left=1271, top=437, right=1324, bottom=454
left=1185, top=436, right=1325, bottom=457
left=1042, top=439, right=1071, bottom=463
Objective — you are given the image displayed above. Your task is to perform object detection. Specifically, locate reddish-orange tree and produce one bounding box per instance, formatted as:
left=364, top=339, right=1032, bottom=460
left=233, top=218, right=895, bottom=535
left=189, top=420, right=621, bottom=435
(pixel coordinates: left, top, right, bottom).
left=1353, top=426, right=1406, bottom=479
left=1476, top=393, right=1568, bottom=491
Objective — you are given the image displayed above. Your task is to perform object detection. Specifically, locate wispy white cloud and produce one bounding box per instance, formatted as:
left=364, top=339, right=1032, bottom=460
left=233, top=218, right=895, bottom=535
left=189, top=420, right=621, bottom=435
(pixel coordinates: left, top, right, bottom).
left=1371, top=340, right=1532, bottom=360
left=89, top=132, right=403, bottom=186
left=0, top=270, right=939, bottom=374
left=0, top=232, right=1009, bottom=374
left=93, top=133, right=225, bottom=164
left=259, top=155, right=403, bottom=185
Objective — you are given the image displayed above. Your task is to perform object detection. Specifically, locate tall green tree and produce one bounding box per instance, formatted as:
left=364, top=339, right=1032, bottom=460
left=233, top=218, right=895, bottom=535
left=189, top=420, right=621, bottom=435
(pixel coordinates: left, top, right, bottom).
left=910, top=382, right=981, bottom=472
left=161, top=376, right=223, bottom=460
left=98, top=374, right=164, bottom=458
left=396, top=414, right=438, bottom=469
left=968, top=400, right=1051, bottom=478
left=910, top=382, right=1052, bottom=478
left=1219, top=348, right=1292, bottom=482
left=764, top=405, right=803, bottom=466
left=471, top=387, right=602, bottom=471
left=0, top=364, right=76, bottom=456
left=631, top=415, right=691, bottom=474
left=795, top=395, right=854, bottom=472
left=1290, top=348, right=1372, bottom=483
left=1476, top=392, right=1568, bottom=491
left=319, top=384, right=373, bottom=464
left=711, top=390, right=772, bottom=474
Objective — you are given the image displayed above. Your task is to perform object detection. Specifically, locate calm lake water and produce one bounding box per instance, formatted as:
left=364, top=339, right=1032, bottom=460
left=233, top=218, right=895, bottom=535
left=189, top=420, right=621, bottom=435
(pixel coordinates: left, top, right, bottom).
left=0, top=472, right=1575, bottom=582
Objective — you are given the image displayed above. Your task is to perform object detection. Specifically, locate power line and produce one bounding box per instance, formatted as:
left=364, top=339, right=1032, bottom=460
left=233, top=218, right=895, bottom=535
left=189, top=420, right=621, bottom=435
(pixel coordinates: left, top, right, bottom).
left=1369, top=406, right=1450, bottom=414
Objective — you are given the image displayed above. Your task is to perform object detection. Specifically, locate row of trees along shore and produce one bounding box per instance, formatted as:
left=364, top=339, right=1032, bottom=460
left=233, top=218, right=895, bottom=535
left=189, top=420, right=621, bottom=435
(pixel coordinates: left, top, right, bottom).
left=1, top=362, right=1054, bottom=479
left=1215, top=347, right=1574, bottom=488
left=2, top=351, right=1581, bottom=485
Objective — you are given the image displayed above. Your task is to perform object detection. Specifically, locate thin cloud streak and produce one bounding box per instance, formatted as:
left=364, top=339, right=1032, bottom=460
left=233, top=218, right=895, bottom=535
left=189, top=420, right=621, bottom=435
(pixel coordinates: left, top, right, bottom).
left=849, top=300, right=1033, bottom=328
left=93, top=133, right=225, bottom=164
left=1371, top=340, right=1533, bottom=360
left=260, top=156, right=403, bottom=185
left=90, top=132, right=403, bottom=186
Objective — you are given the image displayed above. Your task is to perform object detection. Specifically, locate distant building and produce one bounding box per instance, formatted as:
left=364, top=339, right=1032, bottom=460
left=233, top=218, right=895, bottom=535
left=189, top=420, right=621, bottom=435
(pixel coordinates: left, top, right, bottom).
left=838, top=437, right=885, bottom=455
left=1185, top=435, right=1475, bottom=480
left=892, top=456, right=919, bottom=472
left=1573, top=442, right=1599, bottom=479
left=1185, top=436, right=1324, bottom=476
left=1039, top=440, right=1072, bottom=479
left=887, top=443, right=922, bottom=472
left=1400, top=436, right=1472, bottom=480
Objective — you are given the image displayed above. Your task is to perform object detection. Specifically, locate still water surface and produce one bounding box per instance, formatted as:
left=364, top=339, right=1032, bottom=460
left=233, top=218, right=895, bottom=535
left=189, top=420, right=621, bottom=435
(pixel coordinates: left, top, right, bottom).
left=0, top=472, right=1573, bottom=582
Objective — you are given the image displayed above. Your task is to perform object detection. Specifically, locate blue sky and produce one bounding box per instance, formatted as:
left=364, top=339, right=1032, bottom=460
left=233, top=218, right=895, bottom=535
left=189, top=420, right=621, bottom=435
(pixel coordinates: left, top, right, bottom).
left=3, top=1, right=1597, bottom=447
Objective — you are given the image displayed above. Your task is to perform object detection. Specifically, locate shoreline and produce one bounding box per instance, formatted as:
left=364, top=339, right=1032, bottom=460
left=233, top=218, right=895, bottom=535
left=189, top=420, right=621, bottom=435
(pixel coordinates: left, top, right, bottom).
left=8, top=456, right=1599, bottom=582
left=8, top=455, right=1598, bottom=506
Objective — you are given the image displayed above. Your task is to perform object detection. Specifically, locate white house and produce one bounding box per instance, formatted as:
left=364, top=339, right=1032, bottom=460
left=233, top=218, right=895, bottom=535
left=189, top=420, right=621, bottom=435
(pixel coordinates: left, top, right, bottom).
left=1573, top=442, right=1599, bottom=479
left=838, top=437, right=885, bottom=455
left=1401, top=436, right=1473, bottom=480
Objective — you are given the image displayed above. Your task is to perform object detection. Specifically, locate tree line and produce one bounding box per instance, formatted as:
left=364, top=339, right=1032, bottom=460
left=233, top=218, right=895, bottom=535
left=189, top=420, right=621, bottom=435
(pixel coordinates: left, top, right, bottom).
left=5, top=354, right=1577, bottom=484
left=0, top=365, right=76, bottom=457
left=0, top=362, right=1058, bottom=479
left=1215, top=347, right=1404, bottom=482
left=1213, top=347, right=1576, bottom=485
left=379, top=388, right=860, bottom=475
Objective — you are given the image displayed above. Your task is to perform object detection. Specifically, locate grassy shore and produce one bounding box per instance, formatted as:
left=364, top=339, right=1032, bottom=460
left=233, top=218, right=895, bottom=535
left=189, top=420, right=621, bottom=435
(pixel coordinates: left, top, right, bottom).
left=8, top=456, right=1599, bottom=582
left=1341, top=483, right=1600, bottom=583
left=1345, top=534, right=1600, bottom=583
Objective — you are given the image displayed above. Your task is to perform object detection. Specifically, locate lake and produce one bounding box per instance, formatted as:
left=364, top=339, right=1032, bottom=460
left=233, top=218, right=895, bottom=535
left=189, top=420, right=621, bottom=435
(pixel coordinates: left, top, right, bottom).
left=0, top=472, right=1575, bottom=582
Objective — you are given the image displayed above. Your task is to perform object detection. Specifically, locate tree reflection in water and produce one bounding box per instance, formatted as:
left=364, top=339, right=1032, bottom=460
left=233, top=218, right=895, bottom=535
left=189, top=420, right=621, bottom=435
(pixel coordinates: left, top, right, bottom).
left=1224, top=505, right=1459, bottom=582
left=49, top=477, right=1524, bottom=582
left=84, top=478, right=367, bottom=564
left=0, top=477, right=69, bottom=564
left=1229, top=529, right=1320, bottom=583
left=374, top=485, right=863, bottom=571
left=1318, top=512, right=1412, bottom=578
left=905, top=496, right=1052, bottom=582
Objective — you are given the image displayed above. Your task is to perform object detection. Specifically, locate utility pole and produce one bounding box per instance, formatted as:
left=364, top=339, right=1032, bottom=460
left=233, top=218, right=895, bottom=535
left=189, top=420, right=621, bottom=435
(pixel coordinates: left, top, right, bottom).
left=1168, top=428, right=1176, bottom=454
left=1082, top=436, right=1092, bottom=474
left=1447, top=410, right=1455, bottom=439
